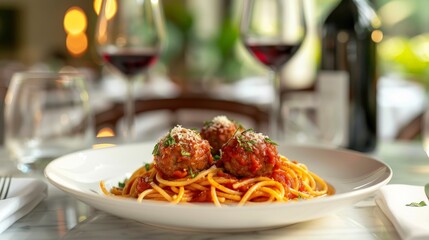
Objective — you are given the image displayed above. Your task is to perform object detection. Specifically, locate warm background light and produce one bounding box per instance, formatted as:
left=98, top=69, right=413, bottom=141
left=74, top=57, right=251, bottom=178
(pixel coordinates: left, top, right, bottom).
left=372, top=30, right=384, bottom=43
left=66, top=32, right=88, bottom=56
left=64, top=7, right=87, bottom=34
left=93, top=127, right=117, bottom=149
left=94, top=0, right=118, bottom=19
left=64, top=6, right=88, bottom=56
left=92, top=143, right=117, bottom=149
left=96, top=127, right=116, bottom=138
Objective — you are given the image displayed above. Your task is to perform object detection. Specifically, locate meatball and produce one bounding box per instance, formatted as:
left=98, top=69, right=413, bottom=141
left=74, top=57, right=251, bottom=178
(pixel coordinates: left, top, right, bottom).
left=200, top=116, right=243, bottom=156
left=219, top=129, right=279, bottom=178
left=153, top=125, right=213, bottom=179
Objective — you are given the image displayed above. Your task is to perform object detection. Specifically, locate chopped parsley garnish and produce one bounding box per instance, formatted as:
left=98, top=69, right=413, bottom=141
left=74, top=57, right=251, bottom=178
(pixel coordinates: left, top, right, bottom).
left=203, top=120, right=213, bottom=127
left=189, top=168, right=196, bottom=178
left=237, top=136, right=255, bottom=152
left=213, top=154, right=221, bottom=160
left=163, top=130, right=176, bottom=147
left=181, top=148, right=191, bottom=156
left=264, top=137, right=278, bottom=146
left=152, top=143, right=160, bottom=156
left=405, top=183, right=429, bottom=207
left=237, top=129, right=256, bottom=152
left=232, top=120, right=244, bottom=130
left=242, top=128, right=254, bottom=134
left=145, top=163, right=151, bottom=171
left=405, top=201, right=427, bottom=207
left=224, top=127, right=241, bottom=147
left=118, top=178, right=128, bottom=188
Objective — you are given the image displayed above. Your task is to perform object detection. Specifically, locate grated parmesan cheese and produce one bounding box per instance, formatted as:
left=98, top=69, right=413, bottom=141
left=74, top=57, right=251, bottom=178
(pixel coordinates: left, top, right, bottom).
left=207, top=115, right=234, bottom=131
left=241, top=130, right=268, bottom=144
left=169, top=125, right=201, bottom=144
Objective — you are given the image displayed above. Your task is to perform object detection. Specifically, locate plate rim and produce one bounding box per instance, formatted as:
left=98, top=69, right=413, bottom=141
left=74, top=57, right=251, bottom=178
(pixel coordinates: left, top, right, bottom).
left=45, top=142, right=393, bottom=211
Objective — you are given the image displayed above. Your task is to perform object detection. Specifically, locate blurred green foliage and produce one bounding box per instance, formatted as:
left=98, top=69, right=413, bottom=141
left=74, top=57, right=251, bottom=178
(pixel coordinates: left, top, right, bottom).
left=318, top=0, right=429, bottom=88
left=159, top=0, right=429, bottom=88
left=379, top=35, right=429, bottom=88
left=374, top=0, right=429, bottom=88
left=160, top=0, right=247, bottom=86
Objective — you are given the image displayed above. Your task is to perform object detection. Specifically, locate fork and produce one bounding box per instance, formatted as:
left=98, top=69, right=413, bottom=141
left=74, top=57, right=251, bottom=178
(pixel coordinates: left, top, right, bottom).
left=0, top=176, right=11, bottom=200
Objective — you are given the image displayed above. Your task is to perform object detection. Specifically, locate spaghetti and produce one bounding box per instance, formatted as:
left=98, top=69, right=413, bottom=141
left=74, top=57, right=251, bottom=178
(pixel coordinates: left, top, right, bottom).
left=100, top=119, right=330, bottom=206
left=100, top=155, right=329, bottom=207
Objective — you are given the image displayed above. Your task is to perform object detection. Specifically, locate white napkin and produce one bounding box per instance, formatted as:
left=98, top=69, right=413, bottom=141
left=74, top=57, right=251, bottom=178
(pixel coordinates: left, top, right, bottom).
left=375, top=184, right=429, bottom=240
left=0, top=178, right=47, bottom=234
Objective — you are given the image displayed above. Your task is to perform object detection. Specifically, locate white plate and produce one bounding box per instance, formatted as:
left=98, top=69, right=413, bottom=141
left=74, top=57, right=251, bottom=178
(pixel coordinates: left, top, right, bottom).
left=45, top=143, right=392, bottom=231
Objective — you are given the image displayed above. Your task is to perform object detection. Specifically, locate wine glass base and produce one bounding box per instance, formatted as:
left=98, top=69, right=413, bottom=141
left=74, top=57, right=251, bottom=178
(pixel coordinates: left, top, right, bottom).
left=16, top=157, right=54, bottom=174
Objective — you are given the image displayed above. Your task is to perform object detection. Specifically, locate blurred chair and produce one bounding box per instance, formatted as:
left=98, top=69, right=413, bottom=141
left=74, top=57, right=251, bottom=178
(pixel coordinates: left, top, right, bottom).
left=395, top=112, right=423, bottom=140
left=94, top=94, right=269, bottom=140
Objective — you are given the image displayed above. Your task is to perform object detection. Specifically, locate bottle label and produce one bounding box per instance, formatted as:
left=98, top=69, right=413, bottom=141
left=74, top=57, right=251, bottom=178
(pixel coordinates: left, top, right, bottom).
left=316, top=71, right=349, bottom=147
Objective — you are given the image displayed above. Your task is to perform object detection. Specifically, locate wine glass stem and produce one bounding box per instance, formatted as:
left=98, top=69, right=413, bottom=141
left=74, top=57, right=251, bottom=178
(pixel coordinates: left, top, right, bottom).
left=123, top=78, right=135, bottom=141
left=424, top=107, right=429, bottom=157
left=269, top=69, right=283, bottom=142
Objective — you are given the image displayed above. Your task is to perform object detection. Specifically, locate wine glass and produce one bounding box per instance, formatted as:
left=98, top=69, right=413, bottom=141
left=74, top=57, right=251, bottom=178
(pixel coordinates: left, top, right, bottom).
left=95, top=0, right=164, bottom=142
left=240, top=0, right=306, bottom=141
left=423, top=108, right=429, bottom=157
left=4, top=72, right=93, bottom=172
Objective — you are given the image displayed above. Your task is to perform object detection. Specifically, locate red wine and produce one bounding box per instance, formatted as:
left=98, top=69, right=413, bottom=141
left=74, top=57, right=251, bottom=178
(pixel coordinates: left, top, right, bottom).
left=321, top=0, right=379, bottom=152
left=102, top=50, right=158, bottom=77
left=245, top=43, right=300, bottom=70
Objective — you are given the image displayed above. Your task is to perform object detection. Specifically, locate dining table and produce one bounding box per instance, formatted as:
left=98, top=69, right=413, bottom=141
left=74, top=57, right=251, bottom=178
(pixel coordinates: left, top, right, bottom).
left=0, top=140, right=428, bottom=240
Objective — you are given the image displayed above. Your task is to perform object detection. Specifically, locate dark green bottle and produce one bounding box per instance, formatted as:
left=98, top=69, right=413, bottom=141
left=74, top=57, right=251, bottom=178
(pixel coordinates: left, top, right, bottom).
left=321, top=0, right=380, bottom=152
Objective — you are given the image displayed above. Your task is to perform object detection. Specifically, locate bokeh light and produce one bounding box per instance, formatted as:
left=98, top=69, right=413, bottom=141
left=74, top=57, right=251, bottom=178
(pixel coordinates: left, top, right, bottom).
left=411, top=34, right=429, bottom=62
left=371, top=30, right=384, bottom=43
left=66, top=32, right=88, bottom=56
left=96, top=127, right=116, bottom=137
left=64, top=6, right=88, bottom=56
left=94, top=0, right=117, bottom=20
left=64, top=7, right=87, bottom=35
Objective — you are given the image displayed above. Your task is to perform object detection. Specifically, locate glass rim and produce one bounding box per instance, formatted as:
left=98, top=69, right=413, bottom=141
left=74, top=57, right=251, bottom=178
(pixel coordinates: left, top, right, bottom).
left=12, top=71, right=86, bottom=79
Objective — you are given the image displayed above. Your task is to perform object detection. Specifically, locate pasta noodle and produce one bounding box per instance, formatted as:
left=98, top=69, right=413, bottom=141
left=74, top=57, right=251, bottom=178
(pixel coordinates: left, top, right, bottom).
left=100, top=155, right=330, bottom=207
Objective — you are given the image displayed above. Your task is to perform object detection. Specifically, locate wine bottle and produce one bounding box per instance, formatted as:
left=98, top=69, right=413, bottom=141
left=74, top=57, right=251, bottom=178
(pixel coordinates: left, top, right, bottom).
left=320, top=0, right=380, bottom=152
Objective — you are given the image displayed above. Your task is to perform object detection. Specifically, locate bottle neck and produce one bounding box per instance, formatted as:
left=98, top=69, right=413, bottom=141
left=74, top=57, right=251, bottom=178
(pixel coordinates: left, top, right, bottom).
left=341, top=0, right=370, bottom=2
left=331, top=0, right=379, bottom=29
left=338, top=0, right=371, bottom=5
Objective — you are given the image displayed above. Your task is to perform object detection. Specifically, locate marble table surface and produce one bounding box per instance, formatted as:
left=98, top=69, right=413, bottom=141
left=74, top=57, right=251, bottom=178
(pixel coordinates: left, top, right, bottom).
left=0, top=141, right=428, bottom=240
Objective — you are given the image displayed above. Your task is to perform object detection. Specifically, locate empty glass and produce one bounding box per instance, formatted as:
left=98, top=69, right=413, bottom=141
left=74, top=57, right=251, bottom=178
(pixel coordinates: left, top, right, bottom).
left=4, top=72, right=94, bottom=172
left=423, top=106, right=429, bottom=157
